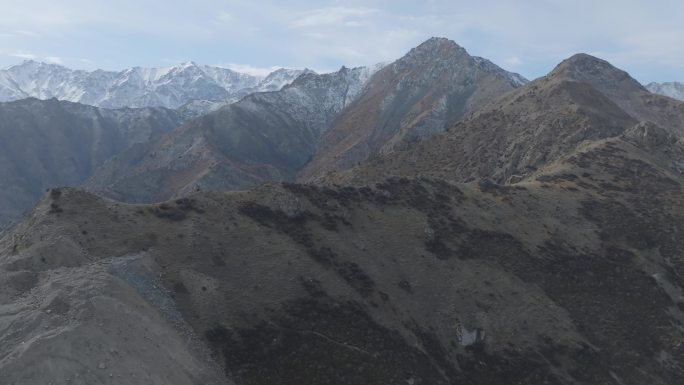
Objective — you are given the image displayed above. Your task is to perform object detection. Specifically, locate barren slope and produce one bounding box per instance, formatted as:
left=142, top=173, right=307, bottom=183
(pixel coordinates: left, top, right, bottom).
left=2, top=133, right=684, bottom=384
left=299, top=37, right=527, bottom=181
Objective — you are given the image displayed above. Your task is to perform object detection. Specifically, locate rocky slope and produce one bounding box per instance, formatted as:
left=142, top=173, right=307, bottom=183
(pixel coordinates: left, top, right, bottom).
left=299, top=37, right=527, bottom=181
left=2, top=129, right=683, bottom=384
left=332, top=53, right=684, bottom=185
left=0, top=98, right=181, bottom=228
left=83, top=65, right=381, bottom=203
left=0, top=61, right=306, bottom=109
left=647, top=81, right=684, bottom=101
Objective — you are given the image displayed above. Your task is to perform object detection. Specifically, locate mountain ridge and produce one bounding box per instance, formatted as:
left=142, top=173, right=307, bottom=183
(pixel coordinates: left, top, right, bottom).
left=647, top=81, right=684, bottom=101
left=327, top=52, right=684, bottom=187
left=83, top=65, right=381, bottom=203
left=0, top=60, right=309, bottom=109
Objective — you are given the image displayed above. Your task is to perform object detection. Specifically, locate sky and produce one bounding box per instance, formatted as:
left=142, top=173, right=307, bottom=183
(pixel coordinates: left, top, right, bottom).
left=0, top=0, right=682, bottom=83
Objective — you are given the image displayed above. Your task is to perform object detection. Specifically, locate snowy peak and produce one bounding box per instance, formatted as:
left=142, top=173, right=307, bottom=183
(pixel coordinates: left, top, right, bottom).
left=0, top=61, right=307, bottom=109
left=257, top=68, right=314, bottom=92
left=646, top=81, right=684, bottom=101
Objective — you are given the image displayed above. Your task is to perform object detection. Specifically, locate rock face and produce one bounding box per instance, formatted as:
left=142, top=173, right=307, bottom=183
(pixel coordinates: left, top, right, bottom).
left=83, top=66, right=381, bottom=203
left=647, top=81, right=684, bottom=101
left=0, top=60, right=307, bottom=109
left=334, top=53, right=684, bottom=185
left=0, top=98, right=181, bottom=228
left=299, top=37, right=527, bottom=181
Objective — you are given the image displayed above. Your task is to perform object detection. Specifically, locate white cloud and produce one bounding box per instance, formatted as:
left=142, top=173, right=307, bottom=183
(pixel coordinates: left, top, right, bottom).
left=11, top=51, right=37, bottom=60
left=292, top=7, right=377, bottom=28
left=45, top=56, right=64, bottom=64
left=14, top=30, right=40, bottom=37
left=505, top=56, right=523, bottom=66
left=216, top=11, right=232, bottom=24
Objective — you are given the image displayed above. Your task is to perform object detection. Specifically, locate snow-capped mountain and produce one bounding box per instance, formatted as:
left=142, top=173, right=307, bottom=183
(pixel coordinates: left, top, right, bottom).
left=85, top=64, right=386, bottom=202
left=177, top=66, right=394, bottom=119
left=176, top=68, right=316, bottom=118
left=646, top=81, right=684, bottom=101
left=0, top=60, right=307, bottom=109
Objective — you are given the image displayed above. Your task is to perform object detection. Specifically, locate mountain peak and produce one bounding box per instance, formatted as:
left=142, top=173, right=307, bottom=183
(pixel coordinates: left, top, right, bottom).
left=420, top=36, right=463, bottom=48
left=410, top=37, right=467, bottom=56
left=550, top=53, right=633, bottom=83
left=393, top=37, right=471, bottom=72
left=178, top=61, right=199, bottom=69
left=12, top=60, right=66, bottom=70
left=548, top=53, right=645, bottom=97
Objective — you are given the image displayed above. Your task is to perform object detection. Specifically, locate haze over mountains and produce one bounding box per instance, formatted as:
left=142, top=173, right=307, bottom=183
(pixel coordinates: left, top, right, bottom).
left=1, top=37, right=684, bottom=384
left=0, top=60, right=308, bottom=110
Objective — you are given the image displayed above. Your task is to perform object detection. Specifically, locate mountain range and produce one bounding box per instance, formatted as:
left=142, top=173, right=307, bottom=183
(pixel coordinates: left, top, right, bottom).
left=84, top=39, right=526, bottom=203
left=334, top=53, right=684, bottom=185
left=0, top=60, right=308, bottom=109
left=1, top=37, right=684, bottom=384
left=647, top=81, right=684, bottom=101
left=83, top=64, right=382, bottom=203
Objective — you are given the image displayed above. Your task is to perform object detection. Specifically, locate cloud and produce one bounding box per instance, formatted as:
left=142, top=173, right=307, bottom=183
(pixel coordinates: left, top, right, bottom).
left=11, top=51, right=37, bottom=60
left=14, top=30, right=40, bottom=37
left=292, top=7, right=378, bottom=28
left=216, top=11, right=232, bottom=24
left=45, top=56, right=64, bottom=64
left=505, top=56, right=523, bottom=66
